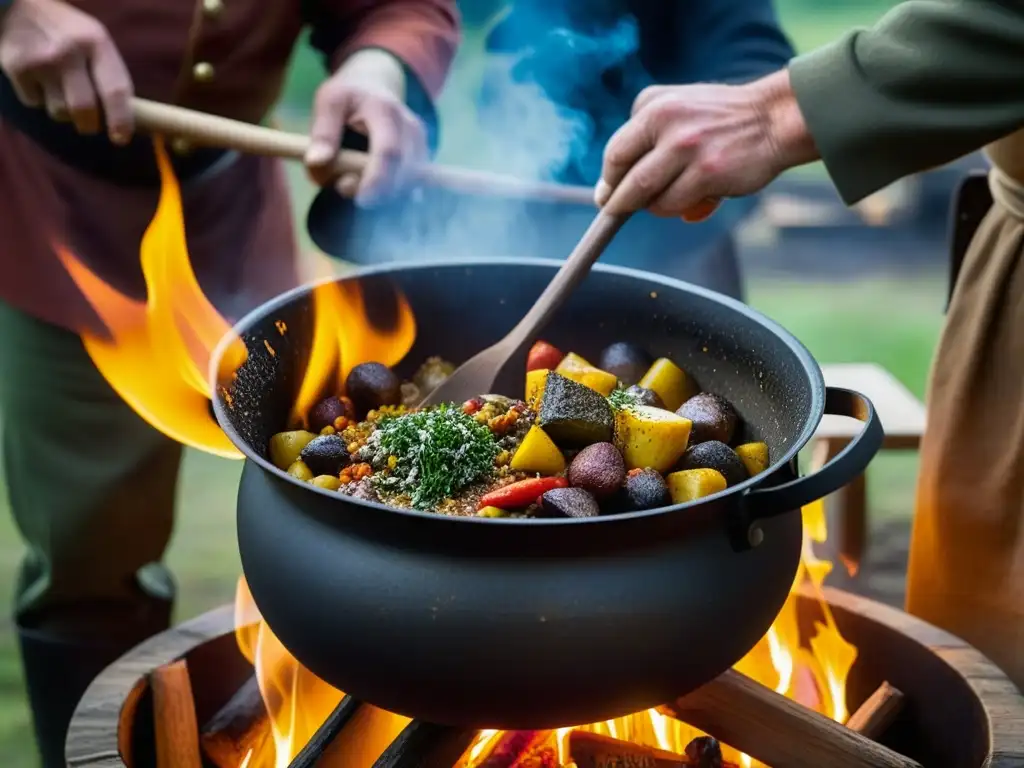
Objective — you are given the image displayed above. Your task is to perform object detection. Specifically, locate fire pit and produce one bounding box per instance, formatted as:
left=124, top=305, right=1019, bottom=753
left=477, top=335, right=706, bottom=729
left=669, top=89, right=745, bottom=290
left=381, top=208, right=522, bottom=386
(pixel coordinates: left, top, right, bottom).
left=67, top=585, right=1024, bottom=768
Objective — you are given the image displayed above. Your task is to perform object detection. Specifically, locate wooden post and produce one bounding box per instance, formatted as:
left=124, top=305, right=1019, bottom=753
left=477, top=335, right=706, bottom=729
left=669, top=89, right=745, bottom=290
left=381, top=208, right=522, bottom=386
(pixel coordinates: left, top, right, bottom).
left=150, top=659, right=203, bottom=768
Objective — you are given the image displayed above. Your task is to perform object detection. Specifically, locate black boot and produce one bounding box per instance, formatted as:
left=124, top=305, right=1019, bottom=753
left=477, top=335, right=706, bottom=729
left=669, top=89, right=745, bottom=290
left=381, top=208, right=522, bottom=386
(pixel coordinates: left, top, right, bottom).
left=16, top=599, right=172, bottom=768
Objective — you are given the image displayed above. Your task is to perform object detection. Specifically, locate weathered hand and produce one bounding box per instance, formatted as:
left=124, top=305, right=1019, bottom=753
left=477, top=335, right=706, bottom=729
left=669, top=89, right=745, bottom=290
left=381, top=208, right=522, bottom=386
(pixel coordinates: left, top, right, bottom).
left=0, top=0, right=134, bottom=143
left=595, top=70, right=816, bottom=220
left=305, top=49, right=427, bottom=206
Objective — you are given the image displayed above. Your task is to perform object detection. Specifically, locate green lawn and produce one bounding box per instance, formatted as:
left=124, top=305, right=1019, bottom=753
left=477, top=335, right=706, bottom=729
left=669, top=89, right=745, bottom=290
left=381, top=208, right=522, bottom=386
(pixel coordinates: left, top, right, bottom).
left=0, top=1, right=928, bottom=764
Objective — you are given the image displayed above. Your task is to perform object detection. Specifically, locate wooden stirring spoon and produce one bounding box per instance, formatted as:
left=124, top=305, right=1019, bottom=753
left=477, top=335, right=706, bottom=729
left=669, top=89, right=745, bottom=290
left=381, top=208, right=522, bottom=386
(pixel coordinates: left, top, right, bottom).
left=131, top=98, right=594, bottom=206
left=417, top=209, right=630, bottom=407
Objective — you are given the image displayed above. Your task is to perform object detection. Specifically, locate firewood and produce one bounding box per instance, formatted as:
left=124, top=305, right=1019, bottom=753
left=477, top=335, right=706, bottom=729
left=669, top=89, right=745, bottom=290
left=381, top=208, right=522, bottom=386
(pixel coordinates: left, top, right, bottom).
left=150, top=659, right=203, bottom=768
left=199, top=675, right=271, bottom=768
left=846, top=682, right=905, bottom=740
left=288, top=695, right=362, bottom=768
left=473, top=731, right=548, bottom=768
left=568, top=731, right=740, bottom=768
left=661, top=669, right=923, bottom=768
left=372, top=720, right=480, bottom=768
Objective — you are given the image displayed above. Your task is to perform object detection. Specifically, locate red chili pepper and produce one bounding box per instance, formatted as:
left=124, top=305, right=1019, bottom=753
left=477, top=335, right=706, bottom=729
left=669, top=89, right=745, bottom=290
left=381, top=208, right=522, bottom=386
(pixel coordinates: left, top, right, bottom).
left=479, top=476, right=568, bottom=509
left=526, top=341, right=564, bottom=372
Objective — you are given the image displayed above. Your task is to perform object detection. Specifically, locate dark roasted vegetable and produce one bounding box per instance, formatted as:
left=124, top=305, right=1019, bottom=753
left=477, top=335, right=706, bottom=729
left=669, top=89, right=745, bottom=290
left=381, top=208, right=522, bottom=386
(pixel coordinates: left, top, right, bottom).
left=538, top=372, right=614, bottom=447
left=346, top=362, right=402, bottom=416
left=685, top=736, right=723, bottom=768
left=599, top=342, right=653, bottom=387
left=677, top=440, right=748, bottom=486
left=309, top=395, right=355, bottom=433
left=540, top=487, right=600, bottom=518
left=300, top=434, right=351, bottom=476
left=567, top=442, right=626, bottom=500
left=623, top=468, right=670, bottom=510
left=676, top=392, right=739, bottom=445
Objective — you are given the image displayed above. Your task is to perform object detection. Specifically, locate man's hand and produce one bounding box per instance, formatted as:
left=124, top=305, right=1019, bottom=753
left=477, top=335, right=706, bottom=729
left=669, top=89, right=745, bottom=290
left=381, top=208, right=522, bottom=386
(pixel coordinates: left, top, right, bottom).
left=0, top=0, right=134, bottom=144
left=305, top=49, right=427, bottom=206
left=594, top=70, right=818, bottom=220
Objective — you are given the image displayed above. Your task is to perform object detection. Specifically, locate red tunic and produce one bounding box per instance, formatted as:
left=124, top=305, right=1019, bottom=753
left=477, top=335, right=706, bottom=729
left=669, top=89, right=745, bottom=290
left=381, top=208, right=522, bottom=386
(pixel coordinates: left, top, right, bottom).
left=0, top=0, right=460, bottom=333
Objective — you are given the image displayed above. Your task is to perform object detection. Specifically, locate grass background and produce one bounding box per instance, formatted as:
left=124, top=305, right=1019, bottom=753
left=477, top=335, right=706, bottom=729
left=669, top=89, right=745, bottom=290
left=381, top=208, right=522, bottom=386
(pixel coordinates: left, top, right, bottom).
left=0, top=0, right=941, bottom=764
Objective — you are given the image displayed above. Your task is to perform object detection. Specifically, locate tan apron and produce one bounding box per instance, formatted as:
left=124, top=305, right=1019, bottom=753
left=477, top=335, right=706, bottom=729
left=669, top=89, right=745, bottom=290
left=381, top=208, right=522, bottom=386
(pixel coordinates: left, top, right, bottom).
left=906, top=130, right=1024, bottom=689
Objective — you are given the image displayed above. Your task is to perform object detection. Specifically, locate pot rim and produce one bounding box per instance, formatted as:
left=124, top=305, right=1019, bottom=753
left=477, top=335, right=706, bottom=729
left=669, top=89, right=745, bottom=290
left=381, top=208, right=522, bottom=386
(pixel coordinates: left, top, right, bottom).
left=210, top=257, right=825, bottom=526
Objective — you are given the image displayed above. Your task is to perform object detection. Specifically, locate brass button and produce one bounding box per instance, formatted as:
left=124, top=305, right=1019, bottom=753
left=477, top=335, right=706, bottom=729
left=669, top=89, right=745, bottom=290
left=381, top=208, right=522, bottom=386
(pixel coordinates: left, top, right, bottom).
left=192, top=62, right=215, bottom=83
left=170, top=137, right=193, bottom=156
left=202, top=0, right=224, bottom=17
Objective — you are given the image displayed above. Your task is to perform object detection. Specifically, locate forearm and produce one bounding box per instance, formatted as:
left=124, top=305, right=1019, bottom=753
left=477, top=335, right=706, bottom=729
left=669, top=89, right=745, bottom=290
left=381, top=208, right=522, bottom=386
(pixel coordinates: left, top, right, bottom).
left=333, top=48, right=406, bottom=101
left=787, top=0, right=1024, bottom=204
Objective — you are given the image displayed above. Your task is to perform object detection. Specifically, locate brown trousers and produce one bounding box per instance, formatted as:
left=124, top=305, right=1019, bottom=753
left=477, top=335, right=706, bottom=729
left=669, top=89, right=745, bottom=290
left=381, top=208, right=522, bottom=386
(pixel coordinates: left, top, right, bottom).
left=907, top=167, right=1024, bottom=689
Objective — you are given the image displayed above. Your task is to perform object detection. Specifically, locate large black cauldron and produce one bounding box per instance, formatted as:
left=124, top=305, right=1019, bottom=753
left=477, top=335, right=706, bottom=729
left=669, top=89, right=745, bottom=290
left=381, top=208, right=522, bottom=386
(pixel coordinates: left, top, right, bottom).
left=212, top=259, right=881, bottom=729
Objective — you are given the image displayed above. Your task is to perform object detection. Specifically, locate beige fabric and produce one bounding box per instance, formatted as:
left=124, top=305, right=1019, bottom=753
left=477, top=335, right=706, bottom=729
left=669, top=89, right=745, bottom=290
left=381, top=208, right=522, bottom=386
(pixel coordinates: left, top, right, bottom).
left=906, top=164, right=1024, bottom=689
left=984, top=128, right=1024, bottom=186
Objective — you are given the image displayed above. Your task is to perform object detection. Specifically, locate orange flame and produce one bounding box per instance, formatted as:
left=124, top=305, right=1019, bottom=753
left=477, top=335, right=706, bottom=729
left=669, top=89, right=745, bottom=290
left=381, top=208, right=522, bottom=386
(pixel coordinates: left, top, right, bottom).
left=56, top=138, right=417, bottom=768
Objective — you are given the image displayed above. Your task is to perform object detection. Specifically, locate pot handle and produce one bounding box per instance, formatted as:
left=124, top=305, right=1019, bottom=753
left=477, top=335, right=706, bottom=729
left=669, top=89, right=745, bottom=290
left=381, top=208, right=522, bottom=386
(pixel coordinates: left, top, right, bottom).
left=741, top=387, right=885, bottom=521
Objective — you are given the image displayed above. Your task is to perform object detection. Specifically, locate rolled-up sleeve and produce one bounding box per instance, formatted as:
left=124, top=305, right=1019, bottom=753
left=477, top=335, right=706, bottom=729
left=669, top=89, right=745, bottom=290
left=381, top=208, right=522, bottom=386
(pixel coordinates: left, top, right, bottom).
left=307, top=1, right=460, bottom=98
left=789, top=0, right=1024, bottom=205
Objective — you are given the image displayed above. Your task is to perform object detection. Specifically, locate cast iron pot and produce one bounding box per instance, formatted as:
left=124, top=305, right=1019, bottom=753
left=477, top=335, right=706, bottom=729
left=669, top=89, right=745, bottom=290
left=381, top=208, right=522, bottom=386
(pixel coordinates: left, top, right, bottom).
left=212, top=259, right=882, bottom=729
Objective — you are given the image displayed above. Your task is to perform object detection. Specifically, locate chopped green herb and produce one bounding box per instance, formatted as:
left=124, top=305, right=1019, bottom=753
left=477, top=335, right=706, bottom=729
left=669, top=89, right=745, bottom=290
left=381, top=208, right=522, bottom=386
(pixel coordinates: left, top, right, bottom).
left=366, top=405, right=500, bottom=510
left=608, top=387, right=643, bottom=411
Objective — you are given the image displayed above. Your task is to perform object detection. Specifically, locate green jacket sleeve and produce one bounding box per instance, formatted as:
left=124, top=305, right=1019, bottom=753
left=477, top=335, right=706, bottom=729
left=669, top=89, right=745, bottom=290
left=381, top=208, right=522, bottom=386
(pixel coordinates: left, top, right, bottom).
left=788, top=0, right=1024, bottom=205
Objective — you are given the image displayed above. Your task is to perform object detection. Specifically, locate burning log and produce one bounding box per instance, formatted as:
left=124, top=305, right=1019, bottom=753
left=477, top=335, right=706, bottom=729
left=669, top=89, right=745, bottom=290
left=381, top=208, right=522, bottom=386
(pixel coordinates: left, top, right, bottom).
left=199, top=675, right=271, bottom=768
left=846, top=682, right=906, bottom=740
left=568, top=730, right=739, bottom=768
left=288, top=695, right=363, bottom=768
left=149, top=659, right=203, bottom=768
left=472, top=731, right=555, bottom=768
left=661, top=669, right=923, bottom=768
left=372, top=720, right=480, bottom=768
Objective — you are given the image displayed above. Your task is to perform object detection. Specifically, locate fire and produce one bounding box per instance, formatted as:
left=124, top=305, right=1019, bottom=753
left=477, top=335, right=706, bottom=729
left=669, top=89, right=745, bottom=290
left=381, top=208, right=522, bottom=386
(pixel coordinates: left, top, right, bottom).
left=56, top=138, right=416, bottom=768
left=58, top=138, right=857, bottom=768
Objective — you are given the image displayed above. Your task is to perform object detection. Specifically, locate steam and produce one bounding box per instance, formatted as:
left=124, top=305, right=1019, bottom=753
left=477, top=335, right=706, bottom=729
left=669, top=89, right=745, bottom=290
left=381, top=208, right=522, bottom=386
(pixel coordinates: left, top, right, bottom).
left=346, top=12, right=651, bottom=264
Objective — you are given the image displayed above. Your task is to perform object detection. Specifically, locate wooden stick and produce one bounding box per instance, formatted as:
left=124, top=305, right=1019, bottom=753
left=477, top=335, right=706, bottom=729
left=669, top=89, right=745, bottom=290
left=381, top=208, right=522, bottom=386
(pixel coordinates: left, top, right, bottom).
left=568, top=730, right=742, bottom=768
left=287, top=695, right=362, bottom=768
left=846, top=682, right=906, bottom=740
left=373, top=720, right=480, bottom=768
left=132, top=98, right=594, bottom=206
left=199, top=675, right=271, bottom=768
left=150, top=659, right=203, bottom=768
left=661, top=669, right=922, bottom=768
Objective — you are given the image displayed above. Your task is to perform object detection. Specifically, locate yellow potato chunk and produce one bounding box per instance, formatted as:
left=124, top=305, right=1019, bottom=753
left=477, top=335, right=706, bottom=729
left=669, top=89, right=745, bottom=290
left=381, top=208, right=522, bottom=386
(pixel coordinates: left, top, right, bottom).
left=638, top=358, right=692, bottom=411
left=286, top=460, right=314, bottom=482
left=735, top=442, right=770, bottom=477
left=510, top=425, right=567, bottom=475
left=526, top=368, right=549, bottom=408
left=555, top=352, right=595, bottom=373
left=614, top=405, right=692, bottom=473
left=312, top=475, right=341, bottom=490
left=477, top=506, right=510, bottom=518
left=667, top=468, right=728, bottom=503
left=269, top=430, right=317, bottom=470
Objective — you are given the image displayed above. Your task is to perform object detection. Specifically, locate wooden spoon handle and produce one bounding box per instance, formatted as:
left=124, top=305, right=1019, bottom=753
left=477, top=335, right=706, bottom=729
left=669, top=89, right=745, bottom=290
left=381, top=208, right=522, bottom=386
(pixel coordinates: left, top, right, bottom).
left=131, top=97, right=594, bottom=205
left=505, top=211, right=630, bottom=348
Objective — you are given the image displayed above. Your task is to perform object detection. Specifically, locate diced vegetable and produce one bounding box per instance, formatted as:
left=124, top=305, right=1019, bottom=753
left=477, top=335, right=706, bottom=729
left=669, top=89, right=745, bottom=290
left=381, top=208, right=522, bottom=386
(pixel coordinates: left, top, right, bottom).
left=538, top=372, right=614, bottom=447
left=540, top=487, right=600, bottom=518
left=555, top=352, right=594, bottom=373
left=599, top=342, right=653, bottom=387
left=736, top=442, right=770, bottom=477
left=638, top=358, right=692, bottom=412
left=677, top=392, right=739, bottom=445
left=614, top=405, right=692, bottom=473
left=560, top=366, right=618, bottom=397
left=567, top=442, right=626, bottom=499
left=525, top=368, right=549, bottom=408
left=667, top=468, right=727, bottom=503
left=678, top=441, right=748, bottom=486
left=527, top=341, right=564, bottom=372
left=312, top=475, right=342, bottom=490
left=477, top=505, right=510, bottom=518
left=286, top=460, right=314, bottom=481
left=479, top=476, right=568, bottom=509
left=270, top=430, right=317, bottom=470
left=624, top=468, right=670, bottom=510
left=510, top=425, right=566, bottom=475
left=300, top=434, right=351, bottom=476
